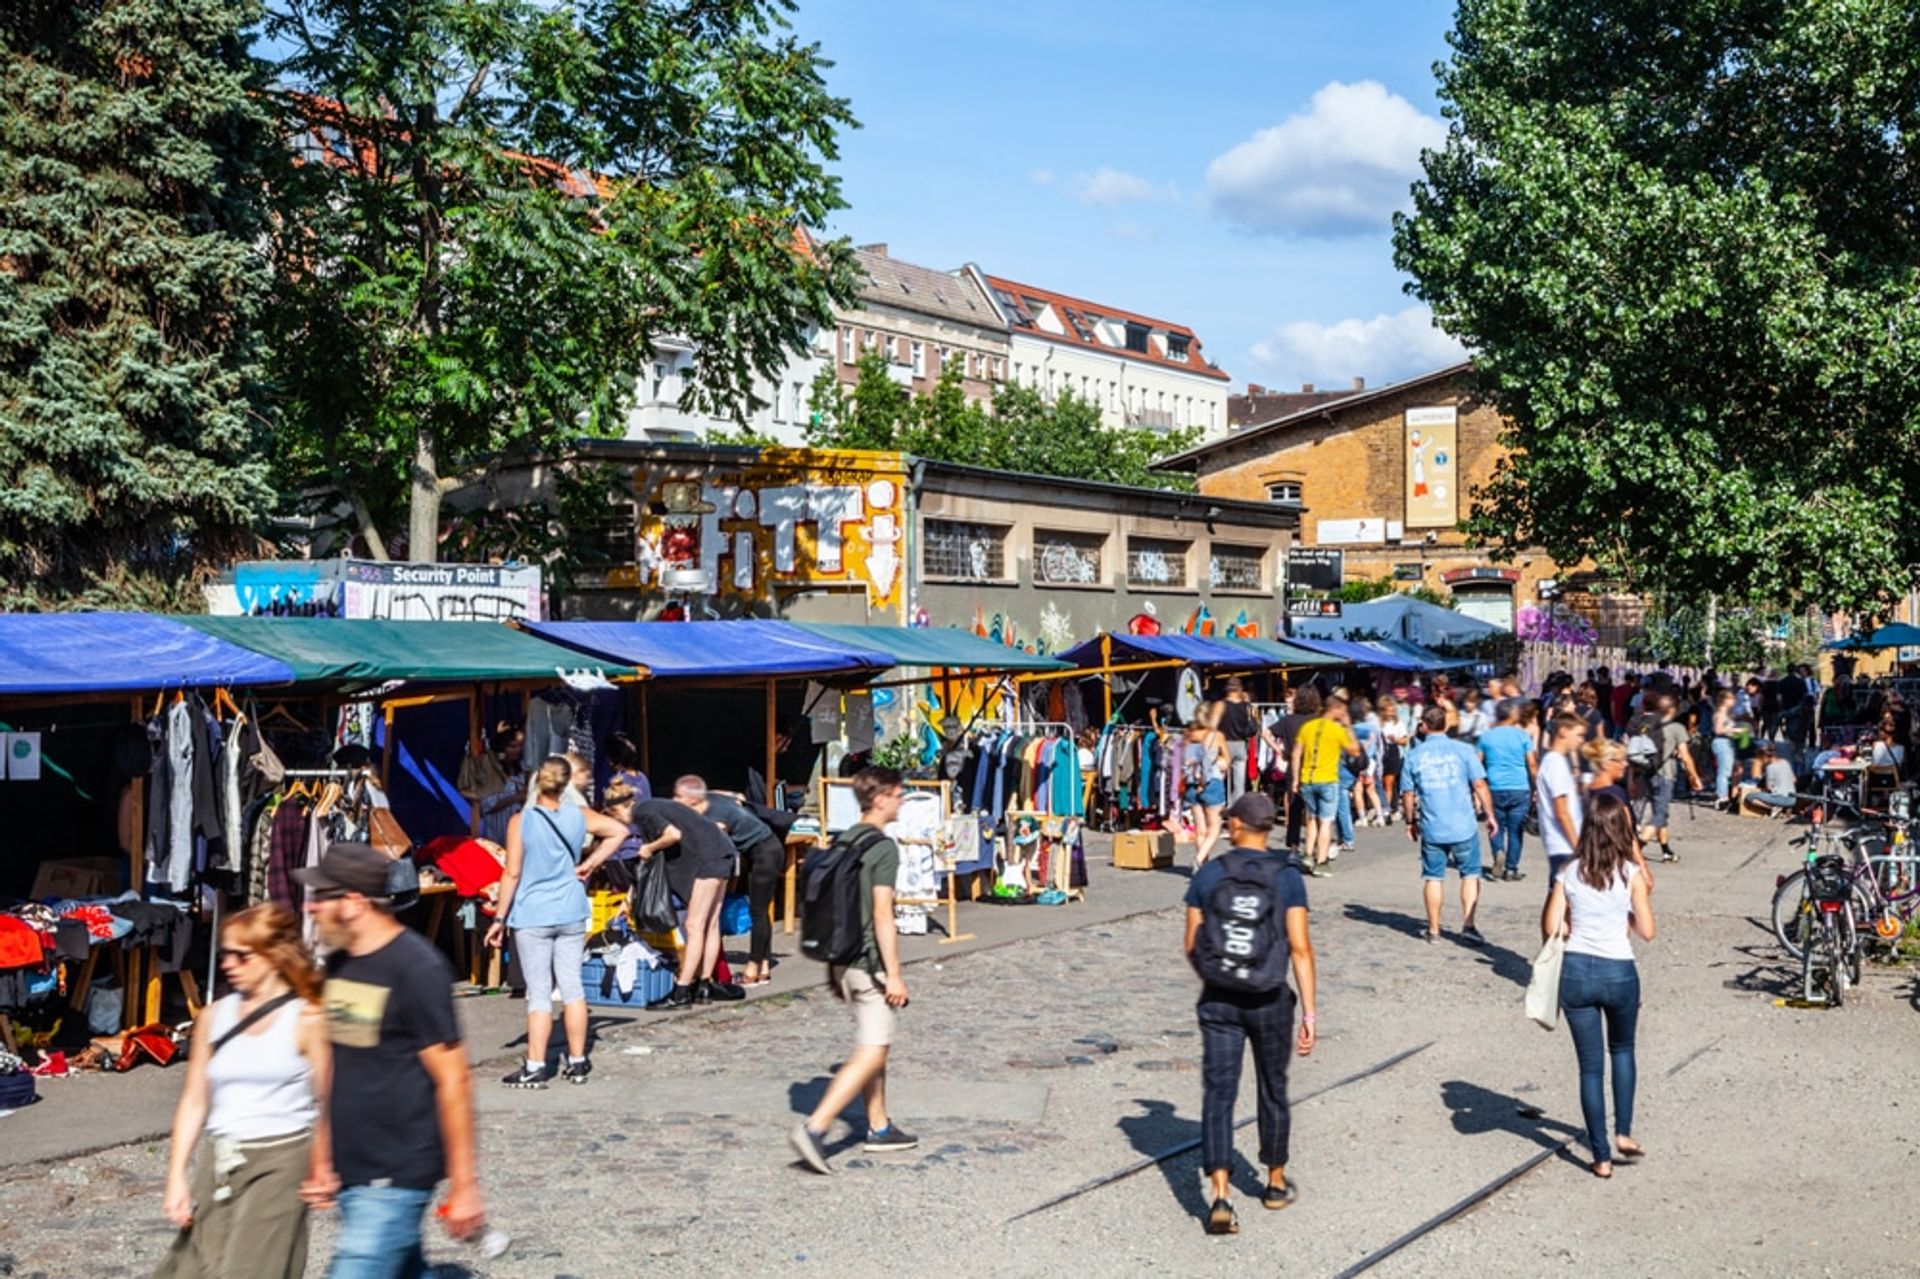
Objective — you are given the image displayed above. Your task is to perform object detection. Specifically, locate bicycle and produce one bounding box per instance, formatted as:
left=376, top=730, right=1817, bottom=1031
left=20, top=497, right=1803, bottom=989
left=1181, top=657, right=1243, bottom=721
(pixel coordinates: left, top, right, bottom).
left=1798, top=850, right=1862, bottom=1005
left=1771, top=788, right=1920, bottom=959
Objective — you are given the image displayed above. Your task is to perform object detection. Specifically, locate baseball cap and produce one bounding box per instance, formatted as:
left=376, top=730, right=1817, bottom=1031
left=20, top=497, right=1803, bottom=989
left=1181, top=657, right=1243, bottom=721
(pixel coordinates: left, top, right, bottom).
left=294, top=842, right=394, bottom=899
left=1226, top=793, right=1277, bottom=830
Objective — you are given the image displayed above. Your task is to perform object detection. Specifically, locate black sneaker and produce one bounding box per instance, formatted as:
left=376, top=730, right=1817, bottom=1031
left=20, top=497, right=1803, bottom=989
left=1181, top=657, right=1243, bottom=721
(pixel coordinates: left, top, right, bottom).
left=701, top=979, right=746, bottom=1003
left=1461, top=925, right=1487, bottom=946
left=862, top=1123, right=920, bottom=1153
left=789, top=1123, right=833, bottom=1174
left=1503, top=870, right=1527, bottom=882
left=501, top=1062, right=551, bottom=1089
left=561, top=1058, right=592, bottom=1085
left=1660, top=847, right=1677, bottom=863
left=648, top=984, right=694, bottom=1011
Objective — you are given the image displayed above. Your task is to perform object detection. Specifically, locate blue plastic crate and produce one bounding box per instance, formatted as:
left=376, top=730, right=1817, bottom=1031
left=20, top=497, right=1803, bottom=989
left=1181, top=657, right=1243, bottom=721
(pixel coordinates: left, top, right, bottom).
left=580, top=954, right=674, bottom=1008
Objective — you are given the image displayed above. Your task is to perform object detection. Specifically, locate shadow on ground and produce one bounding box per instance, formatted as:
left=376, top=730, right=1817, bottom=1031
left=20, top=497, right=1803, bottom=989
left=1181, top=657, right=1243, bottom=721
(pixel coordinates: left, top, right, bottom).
left=1341, top=902, right=1533, bottom=987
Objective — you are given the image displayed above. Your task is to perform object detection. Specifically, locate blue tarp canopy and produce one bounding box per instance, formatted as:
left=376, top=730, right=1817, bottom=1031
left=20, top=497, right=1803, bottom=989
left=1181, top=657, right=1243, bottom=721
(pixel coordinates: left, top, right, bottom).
left=787, top=623, right=1069, bottom=672
left=1825, top=622, right=1920, bottom=652
left=0, top=613, right=297, bottom=695
left=1282, top=636, right=1475, bottom=672
left=1219, top=636, right=1345, bottom=669
left=521, top=619, right=896, bottom=679
left=1055, top=631, right=1271, bottom=671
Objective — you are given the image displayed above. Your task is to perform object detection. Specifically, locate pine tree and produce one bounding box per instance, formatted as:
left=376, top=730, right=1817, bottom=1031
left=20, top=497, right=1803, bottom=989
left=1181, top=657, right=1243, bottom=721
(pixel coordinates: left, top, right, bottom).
left=0, top=0, right=273, bottom=608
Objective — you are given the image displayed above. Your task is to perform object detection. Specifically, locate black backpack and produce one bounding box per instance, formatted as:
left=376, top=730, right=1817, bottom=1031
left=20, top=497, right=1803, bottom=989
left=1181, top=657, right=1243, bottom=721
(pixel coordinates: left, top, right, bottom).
left=1190, top=850, right=1294, bottom=994
left=799, top=827, right=888, bottom=965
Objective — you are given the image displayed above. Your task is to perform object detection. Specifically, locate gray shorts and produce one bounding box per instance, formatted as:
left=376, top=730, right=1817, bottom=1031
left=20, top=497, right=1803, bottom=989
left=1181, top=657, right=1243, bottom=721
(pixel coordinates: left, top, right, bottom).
left=1648, top=773, right=1675, bottom=828
left=828, top=964, right=895, bottom=1047
left=515, top=920, right=587, bottom=1008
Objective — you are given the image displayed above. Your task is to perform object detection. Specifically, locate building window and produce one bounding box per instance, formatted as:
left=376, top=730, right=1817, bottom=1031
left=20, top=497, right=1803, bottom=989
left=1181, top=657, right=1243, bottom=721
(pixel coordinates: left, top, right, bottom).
left=1124, top=322, right=1150, bottom=353
left=1167, top=333, right=1190, bottom=363
left=1209, top=544, right=1264, bottom=592
left=1032, top=530, right=1105, bottom=585
left=922, top=520, right=1008, bottom=581
left=578, top=502, right=639, bottom=567
left=841, top=328, right=856, bottom=364
left=1127, top=536, right=1189, bottom=588
left=1266, top=482, right=1301, bottom=505
left=910, top=341, right=924, bottom=375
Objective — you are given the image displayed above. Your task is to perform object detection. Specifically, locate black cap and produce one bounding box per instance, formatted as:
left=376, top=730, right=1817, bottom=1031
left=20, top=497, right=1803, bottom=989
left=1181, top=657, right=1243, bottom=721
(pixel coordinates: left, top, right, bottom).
left=1226, top=793, right=1276, bottom=830
left=294, top=842, right=393, bottom=899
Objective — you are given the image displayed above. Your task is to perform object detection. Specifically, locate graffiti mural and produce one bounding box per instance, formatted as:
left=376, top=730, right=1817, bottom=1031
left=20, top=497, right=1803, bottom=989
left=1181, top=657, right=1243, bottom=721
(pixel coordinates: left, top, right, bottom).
left=625, top=449, right=909, bottom=618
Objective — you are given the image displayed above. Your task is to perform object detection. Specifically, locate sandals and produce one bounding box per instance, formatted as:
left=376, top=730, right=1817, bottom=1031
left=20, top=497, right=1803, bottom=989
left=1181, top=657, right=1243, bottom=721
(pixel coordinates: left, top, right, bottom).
left=1262, top=1179, right=1298, bottom=1210
left=1592, top=1161, right=1613, bottom=1179
left=1205, top=1197, right=1239, bottom=1235
left=1614, top=1138, right=1645, bottom=1162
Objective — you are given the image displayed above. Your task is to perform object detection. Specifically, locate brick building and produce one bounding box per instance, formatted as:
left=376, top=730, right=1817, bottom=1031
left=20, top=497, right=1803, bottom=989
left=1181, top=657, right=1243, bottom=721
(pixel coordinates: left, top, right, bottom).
left=1157, top=363, right=1633, bottom=635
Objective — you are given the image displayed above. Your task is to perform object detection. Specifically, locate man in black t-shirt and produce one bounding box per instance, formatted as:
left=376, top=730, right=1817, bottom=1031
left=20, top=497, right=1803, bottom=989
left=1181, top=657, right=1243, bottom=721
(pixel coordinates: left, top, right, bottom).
left=1216, top=677, right=1261, bottom=807
left=298, top=843, right=484, bottom=1275
left=1272, top=685, right=1321, bottom=852
left=626, top=796, right=738, bottom=1009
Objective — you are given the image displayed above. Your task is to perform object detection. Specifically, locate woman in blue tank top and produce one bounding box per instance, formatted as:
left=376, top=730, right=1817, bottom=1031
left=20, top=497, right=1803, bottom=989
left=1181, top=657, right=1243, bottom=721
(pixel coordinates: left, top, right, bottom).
left=487, top=756, right=628, bottom=1088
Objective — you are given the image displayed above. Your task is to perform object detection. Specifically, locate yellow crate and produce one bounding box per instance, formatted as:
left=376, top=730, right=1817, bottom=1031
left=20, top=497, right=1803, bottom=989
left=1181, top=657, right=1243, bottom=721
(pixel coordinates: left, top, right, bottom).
left=588, top=890, right=627, bottom=934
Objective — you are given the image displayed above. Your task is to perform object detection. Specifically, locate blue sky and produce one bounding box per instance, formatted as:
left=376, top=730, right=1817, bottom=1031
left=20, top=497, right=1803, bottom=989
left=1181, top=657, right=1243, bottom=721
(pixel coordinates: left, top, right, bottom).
left=786, top=0, right=1468, bottom=393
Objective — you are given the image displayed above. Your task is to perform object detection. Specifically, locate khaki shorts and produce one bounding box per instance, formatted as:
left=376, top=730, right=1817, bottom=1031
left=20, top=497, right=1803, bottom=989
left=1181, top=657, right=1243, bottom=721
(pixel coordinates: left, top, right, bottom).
left=829, top=964, right=895, bottom=1047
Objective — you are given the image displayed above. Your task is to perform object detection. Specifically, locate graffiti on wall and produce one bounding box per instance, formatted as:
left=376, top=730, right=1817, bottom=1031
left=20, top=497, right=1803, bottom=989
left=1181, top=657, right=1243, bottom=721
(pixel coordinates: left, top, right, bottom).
left=627, top=450, right=909, bottom=617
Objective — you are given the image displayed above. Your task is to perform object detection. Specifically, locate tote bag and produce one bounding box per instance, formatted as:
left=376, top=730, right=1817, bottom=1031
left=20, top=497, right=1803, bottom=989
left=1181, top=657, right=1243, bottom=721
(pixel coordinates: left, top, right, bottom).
left=1525, top=933, right=1565, bottom=1030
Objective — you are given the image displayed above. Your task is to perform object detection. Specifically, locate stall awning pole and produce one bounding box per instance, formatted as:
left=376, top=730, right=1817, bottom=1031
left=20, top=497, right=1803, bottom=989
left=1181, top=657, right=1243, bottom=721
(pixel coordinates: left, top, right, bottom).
left=1101, top=635, right=1113, bottom=724
left=765, top=679, right=778, bottom=806
left=467, top=684, right=482, bottom=836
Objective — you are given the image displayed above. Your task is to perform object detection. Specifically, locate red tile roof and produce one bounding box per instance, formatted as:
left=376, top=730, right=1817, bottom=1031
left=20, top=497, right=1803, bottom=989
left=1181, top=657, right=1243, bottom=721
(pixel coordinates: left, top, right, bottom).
left=980, top=273, right=1231, bottom=382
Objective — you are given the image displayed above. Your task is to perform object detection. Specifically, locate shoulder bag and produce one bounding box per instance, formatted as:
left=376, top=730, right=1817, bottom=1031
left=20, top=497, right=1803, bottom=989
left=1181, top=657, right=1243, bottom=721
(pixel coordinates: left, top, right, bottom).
left=1524, top=932, right=1565, bottom=1031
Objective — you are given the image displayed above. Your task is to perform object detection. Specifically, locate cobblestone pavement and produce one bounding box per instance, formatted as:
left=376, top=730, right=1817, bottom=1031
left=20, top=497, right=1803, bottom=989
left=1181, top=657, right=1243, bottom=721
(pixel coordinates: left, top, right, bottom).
left=4, top=807, right=1917, bottom=1277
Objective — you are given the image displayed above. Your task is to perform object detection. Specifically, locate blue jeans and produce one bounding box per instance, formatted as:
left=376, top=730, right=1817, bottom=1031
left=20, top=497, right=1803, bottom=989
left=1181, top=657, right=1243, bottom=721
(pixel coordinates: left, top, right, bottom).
left=327, top=1185, right=435, bottom=1279
left=1489, top=789, right=1531, bottom=874
left=1711, top=737, right=1736, bottom=801
left=1419, top=836, right=1482, bottom=881
left=1299, top=782, right=1340, bottom=820
left=1559, top=952, right=1639, bottom=1164
left=1335, top=762, right=1356, bottom=845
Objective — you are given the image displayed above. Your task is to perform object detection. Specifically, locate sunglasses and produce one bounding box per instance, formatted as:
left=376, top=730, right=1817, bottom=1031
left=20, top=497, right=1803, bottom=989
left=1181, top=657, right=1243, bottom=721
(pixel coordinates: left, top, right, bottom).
left=217, top=947, right=255, bottom=963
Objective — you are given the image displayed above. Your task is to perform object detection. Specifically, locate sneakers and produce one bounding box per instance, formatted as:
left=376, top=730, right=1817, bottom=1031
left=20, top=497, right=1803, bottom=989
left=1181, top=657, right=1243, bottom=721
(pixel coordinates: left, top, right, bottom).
left=789, top=1123, right=833, bottom=1175
left=648, top=984, right=694, bottom=1011
left=862, top=1123, right=920, bottom=1153
left=1503, top=869, right=1527, bottom=882
left=561, top=1057, right=592, bottom=1085
left=701, top=979, right=746, bottom=1003
left=1660, top=847, right=1677, bottom=864
left=501, top=1062, right=551, bottom=1089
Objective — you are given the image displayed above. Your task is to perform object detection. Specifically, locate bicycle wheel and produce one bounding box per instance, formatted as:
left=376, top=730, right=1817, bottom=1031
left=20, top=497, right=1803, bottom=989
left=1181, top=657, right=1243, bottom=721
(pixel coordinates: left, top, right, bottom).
left=1823, top=914, right=1846, bottom=1007
left=1772, top=871, right=1814, bottom=959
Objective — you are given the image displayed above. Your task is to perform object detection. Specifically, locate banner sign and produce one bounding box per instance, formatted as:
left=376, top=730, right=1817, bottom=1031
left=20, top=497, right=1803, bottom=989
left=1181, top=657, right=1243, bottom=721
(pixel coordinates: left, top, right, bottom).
left=1286, top=547, right=1345, bottom=592
left=1404, top=405, right=1459, bottom=529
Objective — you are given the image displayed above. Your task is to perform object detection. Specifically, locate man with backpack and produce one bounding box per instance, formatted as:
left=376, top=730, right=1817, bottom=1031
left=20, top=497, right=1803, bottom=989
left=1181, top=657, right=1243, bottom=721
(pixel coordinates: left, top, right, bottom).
left=1630, top=693, right=1703, bottom=863
left=1184, top=793, right=1317, bottom=1236
left=790, top=766, right=916, bottom=1173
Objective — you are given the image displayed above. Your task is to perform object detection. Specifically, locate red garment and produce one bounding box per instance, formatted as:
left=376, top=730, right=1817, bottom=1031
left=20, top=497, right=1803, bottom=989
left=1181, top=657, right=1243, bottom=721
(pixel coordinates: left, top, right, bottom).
left=60, top=905, right=116, bottom=941
left=0, top=916, right=46, bottom=970
left=419, top=836, right=506, bottom=898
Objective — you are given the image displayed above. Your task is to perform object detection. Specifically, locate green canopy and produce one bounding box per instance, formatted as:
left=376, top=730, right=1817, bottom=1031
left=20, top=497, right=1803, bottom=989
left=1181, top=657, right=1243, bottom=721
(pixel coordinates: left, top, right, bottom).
left=176, top=616, right=641, bottom=690
left=1219, top=636, right=1345, bottom=668
left=787, top=623, right=1069, bottom=672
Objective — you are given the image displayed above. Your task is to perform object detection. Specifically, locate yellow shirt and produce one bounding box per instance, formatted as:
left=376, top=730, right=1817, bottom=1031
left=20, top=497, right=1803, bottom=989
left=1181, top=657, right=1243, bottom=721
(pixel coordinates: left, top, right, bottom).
left=1296, top=717, right=1354, bottom=785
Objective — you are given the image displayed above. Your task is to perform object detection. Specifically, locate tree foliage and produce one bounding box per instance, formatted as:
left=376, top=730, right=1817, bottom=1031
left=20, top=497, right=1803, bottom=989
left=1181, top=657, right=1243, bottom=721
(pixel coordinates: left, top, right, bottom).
left=0, top=0, right=273, bottom=608
left=1395, top=1, right=1920, bottom=616
left=260, top=0, right=860, bottom=560
left=806, top=350, right=1198, bottom=491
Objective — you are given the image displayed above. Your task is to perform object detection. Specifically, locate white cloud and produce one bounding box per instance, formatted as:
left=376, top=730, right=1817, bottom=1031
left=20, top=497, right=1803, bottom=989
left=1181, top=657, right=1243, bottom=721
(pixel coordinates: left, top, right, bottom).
left=1248, top=305, right=1468, bottom=387
left=1074, top=166, right=1170, bottom=206
left=1206, top=80, right=1446, bottom=236
left=1110, top=221, right=1151, bottom=243
left=1027, top=168, right=1055, bottom=186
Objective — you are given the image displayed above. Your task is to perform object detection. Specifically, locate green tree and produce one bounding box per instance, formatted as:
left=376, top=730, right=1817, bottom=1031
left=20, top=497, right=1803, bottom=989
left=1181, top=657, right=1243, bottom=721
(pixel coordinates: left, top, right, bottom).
left=0, top=0, right=273, bottom=608
left=807, top=350, right=1197, bottom=490
left=261, top=0, right=860, bottom=561
left=1395, top=2, right=1920, bottom=616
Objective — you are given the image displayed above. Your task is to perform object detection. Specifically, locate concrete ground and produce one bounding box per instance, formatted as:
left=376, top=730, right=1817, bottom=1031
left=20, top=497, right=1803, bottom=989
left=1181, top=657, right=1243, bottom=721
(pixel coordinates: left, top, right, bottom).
left=4, top=801, right=1916, bottom=1277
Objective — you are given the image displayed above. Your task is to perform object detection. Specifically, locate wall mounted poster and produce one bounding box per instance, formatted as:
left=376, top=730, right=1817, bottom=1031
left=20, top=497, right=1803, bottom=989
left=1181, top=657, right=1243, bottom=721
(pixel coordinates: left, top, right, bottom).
left=1404, top=406, right=1459, bottom=529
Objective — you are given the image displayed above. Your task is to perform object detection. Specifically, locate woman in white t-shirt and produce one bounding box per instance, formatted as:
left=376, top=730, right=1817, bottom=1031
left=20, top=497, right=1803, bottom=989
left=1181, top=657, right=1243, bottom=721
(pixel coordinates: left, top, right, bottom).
left=1542, top=791, right=1655, bottom=1180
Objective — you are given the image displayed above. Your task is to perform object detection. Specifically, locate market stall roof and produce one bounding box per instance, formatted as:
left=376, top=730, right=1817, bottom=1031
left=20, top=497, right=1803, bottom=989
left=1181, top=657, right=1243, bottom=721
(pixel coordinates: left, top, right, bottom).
left=786, top=623, right=1069, bottom=673
left=520, top=619, right=895, bottom=679
left=1825, top=622, right=1920, bottom=651
left=1289, top=593, right=1506, bottom=647
left=1282, top=636, right=1436, bottom=671
left=1219, top=636, right=1345, bottom=669
left=0, top=613, right=298, bottom=696
left=176, top=616, right=638, bottom=687
left=1055, top=631, right=1268, bottom=671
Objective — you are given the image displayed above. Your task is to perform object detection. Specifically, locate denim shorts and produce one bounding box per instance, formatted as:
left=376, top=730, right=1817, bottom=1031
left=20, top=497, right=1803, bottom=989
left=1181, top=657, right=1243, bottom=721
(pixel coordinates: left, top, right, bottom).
left=1420, top=837, right=1483, bottom=881
left=1186, top=779, right=1226, bottom=808
left=1299, top=782, right=1341, bottom=820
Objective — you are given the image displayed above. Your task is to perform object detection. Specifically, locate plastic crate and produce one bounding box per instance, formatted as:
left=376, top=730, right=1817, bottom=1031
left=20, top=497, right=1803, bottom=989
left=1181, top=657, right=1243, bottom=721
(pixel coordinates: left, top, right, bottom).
left=588, top=890, right=626, bottom=935
left=580, top=954, right=674, bottom=1008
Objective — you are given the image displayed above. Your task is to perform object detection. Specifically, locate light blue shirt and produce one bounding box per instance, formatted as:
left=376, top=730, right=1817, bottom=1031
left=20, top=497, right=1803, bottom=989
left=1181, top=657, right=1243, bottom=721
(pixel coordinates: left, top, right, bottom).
left=507, top=802, right=590, bottom=929
left=1403, top=735, right=1486, bottom=845
left=1477, top=725, right=1533, bottom=792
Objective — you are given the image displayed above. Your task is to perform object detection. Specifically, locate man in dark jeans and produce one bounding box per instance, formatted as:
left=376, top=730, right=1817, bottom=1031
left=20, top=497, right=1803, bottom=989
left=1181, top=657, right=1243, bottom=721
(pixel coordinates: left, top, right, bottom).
left=1183, top=794, right=1317, bottom=1234
left=1273, top=685, right=1320, bottom=852
left=299, top=844, right=485, bottom=1278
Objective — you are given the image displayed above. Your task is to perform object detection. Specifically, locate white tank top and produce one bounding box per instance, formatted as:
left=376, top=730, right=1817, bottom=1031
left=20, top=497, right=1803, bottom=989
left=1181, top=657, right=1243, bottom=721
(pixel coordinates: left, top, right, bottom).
left=1559, top=861, right=1640, bottom=962
left=204, top=994, right=316, bottom=1141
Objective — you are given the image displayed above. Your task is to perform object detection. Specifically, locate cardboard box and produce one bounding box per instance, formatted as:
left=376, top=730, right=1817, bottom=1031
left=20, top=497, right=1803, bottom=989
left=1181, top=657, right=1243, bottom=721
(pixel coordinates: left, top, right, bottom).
left=1112, top=830, right=1175, bottom=870
left=31, top=856, right=122, bottom=900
